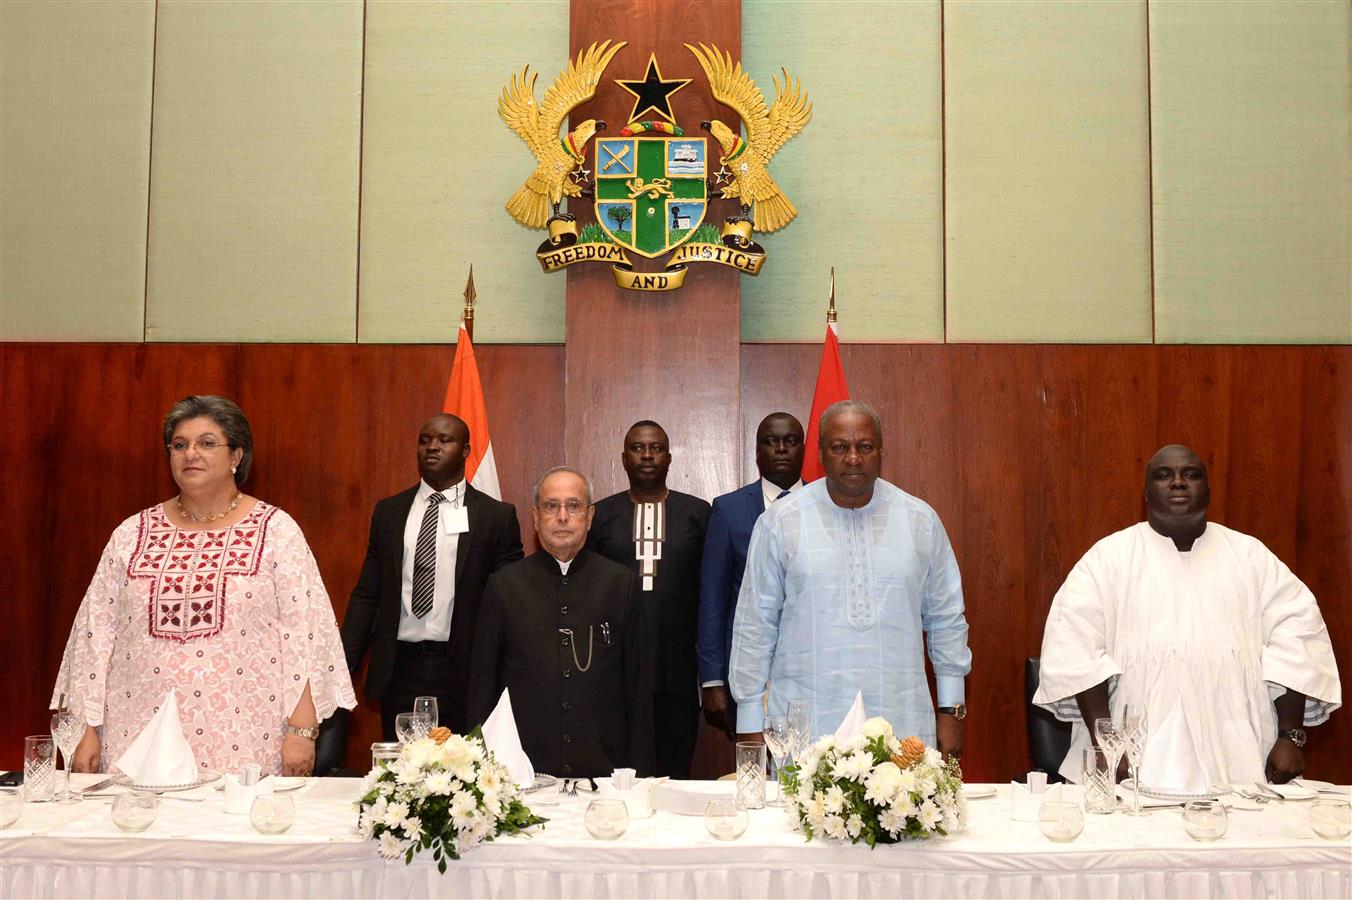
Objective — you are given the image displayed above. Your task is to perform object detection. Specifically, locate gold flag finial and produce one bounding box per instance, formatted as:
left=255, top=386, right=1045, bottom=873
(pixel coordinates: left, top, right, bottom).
left=826, top=266, right=837, bottom=324
left=462, top=265, right=477, bottom=341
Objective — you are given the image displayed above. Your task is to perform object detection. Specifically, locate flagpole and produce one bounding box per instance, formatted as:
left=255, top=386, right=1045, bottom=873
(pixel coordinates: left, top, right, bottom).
left=462, top=265, right=477, bottom=342
left=827, top=265, right=837, bottom=326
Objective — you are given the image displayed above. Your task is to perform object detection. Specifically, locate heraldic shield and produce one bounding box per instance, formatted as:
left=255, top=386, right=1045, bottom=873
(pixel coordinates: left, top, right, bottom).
left=594, top=136, right=708, bottom=259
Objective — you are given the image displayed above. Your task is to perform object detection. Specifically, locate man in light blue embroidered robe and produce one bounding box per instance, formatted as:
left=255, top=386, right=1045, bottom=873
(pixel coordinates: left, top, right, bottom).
left=729, top=401, right=971, bottom=754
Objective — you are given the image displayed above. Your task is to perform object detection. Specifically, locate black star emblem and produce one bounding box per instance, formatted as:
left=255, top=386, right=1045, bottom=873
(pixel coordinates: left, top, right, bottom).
left=616, top=53, right=691, bottom=125
left=569, top=166, right=592, bottom=186
left=713, top=165, right=733, bottom=187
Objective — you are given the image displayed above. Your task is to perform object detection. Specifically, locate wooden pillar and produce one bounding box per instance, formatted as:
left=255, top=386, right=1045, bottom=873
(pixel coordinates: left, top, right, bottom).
left=565, top=0, right=742, bottom=501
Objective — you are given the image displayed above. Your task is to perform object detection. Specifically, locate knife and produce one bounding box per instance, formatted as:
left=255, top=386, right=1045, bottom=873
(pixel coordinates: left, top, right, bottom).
left=79, top=773, right=127, bottom=794
left=1253, top=782, right=1285, bottom=801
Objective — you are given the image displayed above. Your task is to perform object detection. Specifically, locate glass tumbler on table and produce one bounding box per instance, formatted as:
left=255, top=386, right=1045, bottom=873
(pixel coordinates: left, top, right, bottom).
left=583, top=798, right=629, bottom=840
left=762, top=716, right=790, bottom=806
left=1038, top=800, right=1084, bottom=842
left=1093, top=717, right=1125, bottom=810
left=50, top=711, right=84, bottom=804
left=111, top=792, right=159, bottom=832
left=704, top=797, right=749, bottom=840
left=1181, top=799, right=1227, bottom=841
left=1082, top=747, right=1115, bottom=814
left=735, top=741, right=767, bottom=810
left=22, top=735, right=55, bottom=803
left=250, top=793, right=297, bottom=835
left=1308, top=800, right=1351, bottom=840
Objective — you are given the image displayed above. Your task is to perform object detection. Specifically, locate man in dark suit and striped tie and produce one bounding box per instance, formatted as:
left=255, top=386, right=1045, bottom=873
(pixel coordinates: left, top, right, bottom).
left=342, top=414, right=523, bottom=740
left=697, top=412, right=805, bottom=736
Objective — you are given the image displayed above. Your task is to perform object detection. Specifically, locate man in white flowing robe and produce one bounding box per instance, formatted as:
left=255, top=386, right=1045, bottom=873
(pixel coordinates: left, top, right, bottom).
left=729, top=401, right=971, bottom=755
left=1034, top=444, right=1341, bottom=785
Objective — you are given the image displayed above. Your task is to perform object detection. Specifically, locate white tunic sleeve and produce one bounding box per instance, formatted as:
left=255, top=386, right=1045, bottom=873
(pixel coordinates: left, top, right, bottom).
left=728, top=514, right=785, bottom=734
left=1253, top=541, right=1341, bottom=725
left=1033, top=540, right=1124, bottom=723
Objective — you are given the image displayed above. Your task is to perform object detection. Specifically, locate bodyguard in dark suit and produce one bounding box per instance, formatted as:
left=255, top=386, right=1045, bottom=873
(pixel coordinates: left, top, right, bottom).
left=342, top=414, right=523, bottom=740
left=697, top=413, right=805, bottom=736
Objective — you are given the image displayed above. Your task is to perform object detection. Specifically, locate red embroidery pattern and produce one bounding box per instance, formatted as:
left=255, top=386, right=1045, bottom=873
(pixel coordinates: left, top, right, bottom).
left=130, top=504, right=276, bottom=643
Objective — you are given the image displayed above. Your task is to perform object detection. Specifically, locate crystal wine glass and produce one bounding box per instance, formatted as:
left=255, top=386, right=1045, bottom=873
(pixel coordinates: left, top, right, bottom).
left=762, top=715, right=790, bottom=807
left=412, top=696, right=439, bottom=730
left=1122, top=706, right=1150, bottom=816
left=786, top=700, right=811, bottom=764
left=1093, top=717, right=1126, bottom=811
left=50, top=711, right=83, bottom=805
left=394, top=711, right=431, bottom=745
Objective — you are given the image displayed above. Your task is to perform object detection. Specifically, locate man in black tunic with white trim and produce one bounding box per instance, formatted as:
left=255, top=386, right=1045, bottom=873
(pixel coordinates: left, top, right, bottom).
left=469, top=467, right=653, bottom=779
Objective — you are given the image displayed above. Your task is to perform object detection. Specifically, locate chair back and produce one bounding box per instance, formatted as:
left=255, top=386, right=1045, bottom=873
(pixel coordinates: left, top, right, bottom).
left=1025, top=657, right=1072, bottom=783
left=314, top=707, right=355, bottom=777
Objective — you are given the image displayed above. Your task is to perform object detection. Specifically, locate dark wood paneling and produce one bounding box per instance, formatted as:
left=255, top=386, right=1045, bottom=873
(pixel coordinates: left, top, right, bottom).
left=0, top=343, right=564, bottom=773
left=741, top=343, right=1352, bottom=783
left=2, top=343, right=1347, bottom=782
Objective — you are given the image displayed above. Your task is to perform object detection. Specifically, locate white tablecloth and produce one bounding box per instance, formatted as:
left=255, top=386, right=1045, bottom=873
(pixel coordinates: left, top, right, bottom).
left=2, top=776, right=1348, bottom=899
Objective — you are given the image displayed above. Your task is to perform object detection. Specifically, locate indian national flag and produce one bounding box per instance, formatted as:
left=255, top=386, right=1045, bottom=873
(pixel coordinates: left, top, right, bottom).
left=443, top=323, right=501, bottom=499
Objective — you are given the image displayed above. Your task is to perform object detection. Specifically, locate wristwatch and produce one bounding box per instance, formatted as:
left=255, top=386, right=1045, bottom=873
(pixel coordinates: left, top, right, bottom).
left=1278, top=727, right=1306, bottom=748
left=937, top=704, right=967, bottom=721
left=283, top=722, right=320, bottom=741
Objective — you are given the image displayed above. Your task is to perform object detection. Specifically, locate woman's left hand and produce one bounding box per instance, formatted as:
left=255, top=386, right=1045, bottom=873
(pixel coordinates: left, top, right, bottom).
left=281, top=733, right=316, bottom=776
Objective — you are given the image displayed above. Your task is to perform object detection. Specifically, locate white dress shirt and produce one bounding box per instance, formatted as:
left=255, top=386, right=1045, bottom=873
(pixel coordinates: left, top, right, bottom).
left=397, top=479, right=464, bottom=642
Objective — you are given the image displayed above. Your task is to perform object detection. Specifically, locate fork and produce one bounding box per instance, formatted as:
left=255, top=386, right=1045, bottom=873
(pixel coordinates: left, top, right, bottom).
left=1234, top=789, right=1270, bottom=805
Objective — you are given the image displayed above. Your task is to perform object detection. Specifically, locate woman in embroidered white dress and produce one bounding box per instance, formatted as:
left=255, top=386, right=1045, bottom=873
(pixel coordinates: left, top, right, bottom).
left=53, top=396, right=356, bottom=777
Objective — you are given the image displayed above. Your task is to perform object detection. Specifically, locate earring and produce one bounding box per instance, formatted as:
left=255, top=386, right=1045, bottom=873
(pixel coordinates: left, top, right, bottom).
left=231, top=466, right=238, bottom=474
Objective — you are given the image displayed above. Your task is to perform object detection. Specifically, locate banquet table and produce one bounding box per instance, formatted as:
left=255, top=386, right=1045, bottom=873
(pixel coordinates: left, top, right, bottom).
left=2, top=775, right=1348, bottom=899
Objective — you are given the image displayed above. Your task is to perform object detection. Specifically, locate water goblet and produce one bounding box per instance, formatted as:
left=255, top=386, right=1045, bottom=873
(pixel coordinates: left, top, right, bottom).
left=1082, top=747, right=1115, bottom=814
left=250, top=793, right=297, bottom=834
left=1181, top=799, right=1228, bottom=841
left=22, top=735, right=55, bottom=803
left=704, top=797, right=749, bottom=840
left=111, top=792, right=159, bottom=832
left=786, top=700, right=811, bottom=763
left=1121, top=706, right=1150, bottom=817
left=583, top=798, right=628, bottom=840
left=394, top=711, right=431, bottom=745
left=0, top=787, right=23, bottom=828
left=762, top=715, right=790, bottom=806
left=412, top=696, right=439, bottom=729
left=50, top=711, right=84, bottom=805
left=1038, top=800, right=1084, bottom=842
left=1308, top=799, right=1351, bottom=840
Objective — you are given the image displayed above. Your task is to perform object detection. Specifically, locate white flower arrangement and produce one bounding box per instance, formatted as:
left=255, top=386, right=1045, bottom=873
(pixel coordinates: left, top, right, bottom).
left=782, top=717, right=965, bottom=846
left=358, top=727, right=546, bottom=872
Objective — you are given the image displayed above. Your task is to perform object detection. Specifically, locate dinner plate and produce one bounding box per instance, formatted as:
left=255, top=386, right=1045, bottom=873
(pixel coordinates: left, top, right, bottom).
left=212, top=776, right=309, bottom=793
left=128, top=771, right=220, bottom=793
left=522, top=773, right=558, bottom=794
left=963, top=785, right=997, bottom=800
left=1122, top=778, right=1224, bottom=802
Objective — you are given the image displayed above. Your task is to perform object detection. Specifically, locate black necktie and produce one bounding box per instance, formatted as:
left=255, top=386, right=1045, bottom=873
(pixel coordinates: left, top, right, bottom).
left=775, top=489, right=791, bottom=501
left=410, top=493, right=444, bottom=619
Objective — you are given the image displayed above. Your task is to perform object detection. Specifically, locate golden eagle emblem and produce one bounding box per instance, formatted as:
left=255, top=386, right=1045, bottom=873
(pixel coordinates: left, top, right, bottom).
left=686, top=42, right=812, bottom=234
left=499, top=40, right=627, bottom=228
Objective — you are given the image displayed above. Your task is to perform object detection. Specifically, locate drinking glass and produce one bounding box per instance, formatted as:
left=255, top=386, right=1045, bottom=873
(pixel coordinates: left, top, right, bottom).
left=1093, top=717, right=1125, bottom=808
left=1181, top=799, right=1227, bottom=841
left=0, top=787, right=23, bottom=827
left=50, top=711, right=83, bottom=804
left=704, top=798, right=749, bottom=840
left=22, top=735, right=55, bottom=803
left=1037, top=800, right=1084, bottom=842
left=786, top=700, right=811, bottom=764
left=111, top=792, right=159, bottom=832
left=1122, top=706, right=1150, bottom=817
left=250, top=793, right=297, bottom=834
left=1308, top=800, right=1351, bottom=840
left=1082, top=747, right=1115, bottom=814
left=735, top=741, right=767, bottom=810
left=371, top=742, right=402, bottom=771
left=583, top=798, right=628, bottom=840
left=394, top=712, right=431, bottom=745
left=762, top=716, right=790, bottom=806
left=412, top=696, right=439, bottom=729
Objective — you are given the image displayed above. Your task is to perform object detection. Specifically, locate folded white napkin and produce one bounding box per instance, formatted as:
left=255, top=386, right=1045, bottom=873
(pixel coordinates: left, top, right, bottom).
left=833, top=691, right=867, bottom=743
left=114, top=689, right=199, bottom=786
left=1140, top=703, right=1209, bottom=795
left=481, top=688, right=535, bottom=788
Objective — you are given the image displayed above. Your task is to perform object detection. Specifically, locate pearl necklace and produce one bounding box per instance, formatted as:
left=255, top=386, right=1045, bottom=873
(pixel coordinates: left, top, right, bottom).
left=176, top=492, right=243, bottom=524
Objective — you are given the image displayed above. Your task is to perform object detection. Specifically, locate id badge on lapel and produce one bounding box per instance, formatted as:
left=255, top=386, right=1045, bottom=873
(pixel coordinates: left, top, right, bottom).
left=443, top=504, right=470, bottom=535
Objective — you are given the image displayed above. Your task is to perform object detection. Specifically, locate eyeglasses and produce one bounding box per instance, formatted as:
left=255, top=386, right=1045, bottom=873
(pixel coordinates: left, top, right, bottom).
left=537, top=499, right=589, bottom=517
left=166, top=438, right=229, bottom=454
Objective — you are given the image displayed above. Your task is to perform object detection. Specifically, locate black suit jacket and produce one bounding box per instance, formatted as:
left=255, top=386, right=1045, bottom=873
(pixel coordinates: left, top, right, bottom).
left=341, top=482, right=523, bottom=731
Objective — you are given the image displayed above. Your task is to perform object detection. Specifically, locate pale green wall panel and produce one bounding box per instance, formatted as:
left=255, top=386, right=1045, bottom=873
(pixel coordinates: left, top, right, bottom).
left=1151, top=0, right=1351, bottom=344
left=742, top=0, right=943, bottom=342
left=144, top=1, right=363, bottom=342
left=1, top=1, right=154, bottom=341
left=358, top=0, right=567, bottom=344
left=944, top=0, right=1153, bottom=343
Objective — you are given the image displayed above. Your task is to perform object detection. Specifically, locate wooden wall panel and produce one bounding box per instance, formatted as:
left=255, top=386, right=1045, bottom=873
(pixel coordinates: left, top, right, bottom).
left=1, top=343, right=1347, bottom=781
left=0, top=343, right=563, bottom=773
